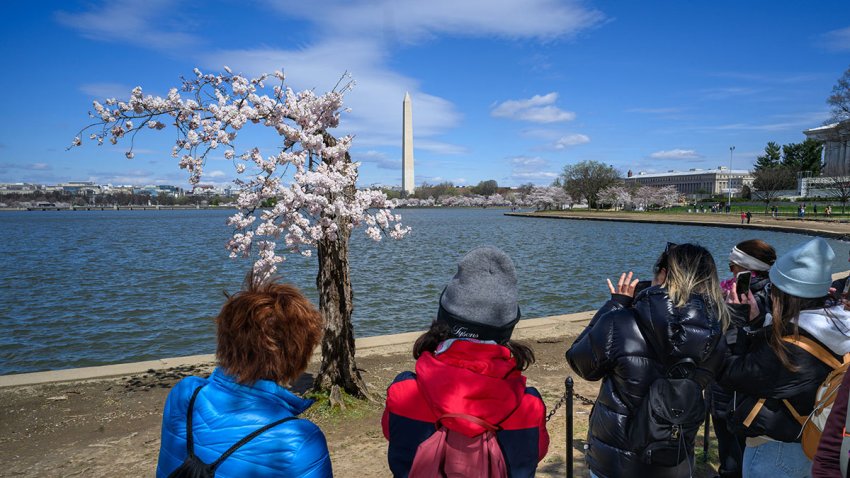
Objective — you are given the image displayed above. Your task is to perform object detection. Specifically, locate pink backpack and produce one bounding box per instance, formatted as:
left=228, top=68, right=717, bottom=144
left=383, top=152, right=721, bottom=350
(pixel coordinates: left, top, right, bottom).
left=409, top=413, right=508, bottom=478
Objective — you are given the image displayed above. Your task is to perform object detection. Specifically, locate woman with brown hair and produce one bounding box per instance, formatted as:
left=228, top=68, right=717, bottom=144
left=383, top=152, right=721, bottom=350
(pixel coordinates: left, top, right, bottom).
left=713, top=239, right=777, bottom=478
left=156, top=273, right=332, bottom=477
left=720, top=238, right=850, bottom=478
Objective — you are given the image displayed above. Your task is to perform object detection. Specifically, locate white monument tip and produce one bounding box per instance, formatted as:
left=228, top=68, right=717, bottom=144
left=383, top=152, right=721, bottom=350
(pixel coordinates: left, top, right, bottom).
left=404, top=91, right=411, bottom=101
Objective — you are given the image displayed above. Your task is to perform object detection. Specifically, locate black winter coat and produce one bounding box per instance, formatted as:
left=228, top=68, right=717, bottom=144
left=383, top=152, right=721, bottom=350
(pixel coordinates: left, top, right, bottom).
left=719, top=321, right=842, bottom=442
left=566, top=287, right=725, bottom=478
left=711, top=274, right=772, bottom=419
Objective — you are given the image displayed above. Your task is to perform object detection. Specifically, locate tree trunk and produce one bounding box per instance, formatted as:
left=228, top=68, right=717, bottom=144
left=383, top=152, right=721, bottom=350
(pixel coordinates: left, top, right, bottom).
left=310, top=132, right=371, bottom=402
left=312, top=219, right=370, bottom=400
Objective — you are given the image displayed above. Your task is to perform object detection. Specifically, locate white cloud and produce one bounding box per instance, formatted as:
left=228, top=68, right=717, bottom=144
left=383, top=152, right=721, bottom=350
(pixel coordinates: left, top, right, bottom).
left=263, top=0, right=605, bottom=44
left=356, top=150, right=401, bottom=170
left=54, top=0, right=201, bottom=51
left=57, top=0, right=604, bottom=182
left=511, top=171, right=559, bottom=180
left=201, top=40, right=463, bottom=148
left=511, top=156, right=548, bottom=167
left=0, top=162, right=54, bottom=171
left=650, top=149, right=702, bottom=159
left=819, top=26, right=850, bottom=51
left=206, top=170, right=227, bottom=178
left=491, top=93, right=576, bottom=123
left=415, top=140, right=468, bottom=155
left=698, top=87, right=761, bottom=100
left=507, top=155, right=559, bottom=184
left=626, top=107, right=682, bottom=114
left=79, top=82, right=134, bottom=99
left=698, top=111, right=830, bottom=132
left=554, top=134, right=590, bottom=148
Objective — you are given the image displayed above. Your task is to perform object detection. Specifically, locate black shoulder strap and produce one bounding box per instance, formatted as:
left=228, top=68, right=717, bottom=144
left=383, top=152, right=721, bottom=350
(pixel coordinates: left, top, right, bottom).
left=184, top=385, right=205, bottom=458
left=209, top=415, right=299, bottom=470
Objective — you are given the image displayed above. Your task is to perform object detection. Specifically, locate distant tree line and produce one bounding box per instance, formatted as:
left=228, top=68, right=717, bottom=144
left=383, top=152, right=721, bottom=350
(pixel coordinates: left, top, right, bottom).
left=0, top=190, right=226, bottom=207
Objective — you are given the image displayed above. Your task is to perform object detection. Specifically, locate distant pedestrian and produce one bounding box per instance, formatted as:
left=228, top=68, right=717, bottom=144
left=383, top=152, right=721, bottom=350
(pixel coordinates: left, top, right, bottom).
left=813, top=204, right=818, bottom=216
left=741, top=211, right=746, bottom=224
left=746, top=211, right=752, bottom=224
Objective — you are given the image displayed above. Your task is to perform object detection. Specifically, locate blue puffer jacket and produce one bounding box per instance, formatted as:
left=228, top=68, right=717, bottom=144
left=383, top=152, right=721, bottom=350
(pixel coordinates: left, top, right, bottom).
left=156, top=368, right=333, bottom=477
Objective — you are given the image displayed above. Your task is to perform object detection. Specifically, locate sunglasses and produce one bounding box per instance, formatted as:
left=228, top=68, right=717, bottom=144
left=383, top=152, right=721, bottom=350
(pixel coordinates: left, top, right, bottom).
left=654, top=242, right=678, bottom=274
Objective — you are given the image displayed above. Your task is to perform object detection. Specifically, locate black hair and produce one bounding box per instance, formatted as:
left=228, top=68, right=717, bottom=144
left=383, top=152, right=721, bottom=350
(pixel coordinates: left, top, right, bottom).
left=412, top=320, right=535, bottom=371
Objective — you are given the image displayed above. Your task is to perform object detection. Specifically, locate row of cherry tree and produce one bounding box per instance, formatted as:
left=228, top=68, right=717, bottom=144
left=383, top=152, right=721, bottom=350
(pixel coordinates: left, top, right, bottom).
left=597, top=185, right=682, bottom=210
left=394, top=186, right=571, bottom=210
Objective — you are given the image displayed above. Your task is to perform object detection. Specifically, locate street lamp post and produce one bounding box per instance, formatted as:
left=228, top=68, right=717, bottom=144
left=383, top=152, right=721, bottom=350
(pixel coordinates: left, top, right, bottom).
left=728, top=146, right=735, bottom=212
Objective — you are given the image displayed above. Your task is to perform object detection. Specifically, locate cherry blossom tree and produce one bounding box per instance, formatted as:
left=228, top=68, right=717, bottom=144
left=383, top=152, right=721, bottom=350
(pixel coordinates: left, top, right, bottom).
left=525, top=186, right=571, bottom=210
left=598, top=185, right=632, bottom=210
left=71, top=67, right=409, bottom=401
left=656, top=185, right=682, bottom=208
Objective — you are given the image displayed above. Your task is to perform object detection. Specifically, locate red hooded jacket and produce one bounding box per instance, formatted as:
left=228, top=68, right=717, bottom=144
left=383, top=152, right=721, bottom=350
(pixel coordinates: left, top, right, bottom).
left=382, top=339, right=549, bottom=477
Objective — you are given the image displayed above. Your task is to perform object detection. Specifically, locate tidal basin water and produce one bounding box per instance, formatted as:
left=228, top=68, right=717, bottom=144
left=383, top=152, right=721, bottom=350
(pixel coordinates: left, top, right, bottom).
left=1, top=208, right=848, bottom=375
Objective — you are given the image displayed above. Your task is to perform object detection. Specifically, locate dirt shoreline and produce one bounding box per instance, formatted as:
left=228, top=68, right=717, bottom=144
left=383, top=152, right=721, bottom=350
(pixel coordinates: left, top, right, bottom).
left=506, top=210, right=850, bottom=241
left=0, top=315, right=727, bottom=478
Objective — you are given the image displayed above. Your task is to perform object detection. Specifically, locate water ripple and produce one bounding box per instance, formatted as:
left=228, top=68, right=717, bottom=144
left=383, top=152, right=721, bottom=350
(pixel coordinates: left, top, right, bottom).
left=1, top=208, right=847, bottom=374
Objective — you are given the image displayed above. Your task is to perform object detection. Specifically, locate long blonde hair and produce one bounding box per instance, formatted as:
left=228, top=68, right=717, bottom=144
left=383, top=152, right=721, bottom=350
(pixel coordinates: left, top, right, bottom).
left=664, top=243, right=730, bottom=331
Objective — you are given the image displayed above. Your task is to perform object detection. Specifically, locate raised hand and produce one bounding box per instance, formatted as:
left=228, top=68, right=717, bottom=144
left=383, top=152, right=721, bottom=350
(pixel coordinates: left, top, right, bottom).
left=607, top=271, right=639, bottom=297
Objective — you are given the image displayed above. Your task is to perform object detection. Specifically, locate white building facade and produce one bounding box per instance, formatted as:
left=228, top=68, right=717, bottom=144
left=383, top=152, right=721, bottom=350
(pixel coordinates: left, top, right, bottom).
left=624, top=167, right=754, bottom=198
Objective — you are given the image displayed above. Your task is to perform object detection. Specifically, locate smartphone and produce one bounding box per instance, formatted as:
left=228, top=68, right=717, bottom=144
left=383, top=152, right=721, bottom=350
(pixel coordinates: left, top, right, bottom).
left=842, top=278, right=850, bottom=297
left=736, top=271, right=752, bottom=296
left=634, top=280, right=652, bottom=297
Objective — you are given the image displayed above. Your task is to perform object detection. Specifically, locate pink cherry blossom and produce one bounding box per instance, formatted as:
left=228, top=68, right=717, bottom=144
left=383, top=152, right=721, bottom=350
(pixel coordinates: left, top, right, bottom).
left=72, top=67, right=409, bottom=283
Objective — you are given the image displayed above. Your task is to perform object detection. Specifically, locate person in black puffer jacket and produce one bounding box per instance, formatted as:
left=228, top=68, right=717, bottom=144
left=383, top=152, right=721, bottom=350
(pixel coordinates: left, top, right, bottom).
left=711, top=239, right=777, bottom=478
left=720, top=238, right=850, bottom=478
left=567, top=243, right=729, bottom=478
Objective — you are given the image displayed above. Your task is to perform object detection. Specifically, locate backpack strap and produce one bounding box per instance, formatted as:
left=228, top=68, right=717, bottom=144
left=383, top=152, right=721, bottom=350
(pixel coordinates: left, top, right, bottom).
left=208, top=415, right=299, bottom=470
left=781, top=399, right=807, bottom=426
left=781, top=336, right=842, bottom=369
left=743, top=399, right=765, bottom=428
left=184, top=385, right=205, bottom=458
left=436, top=413, right=500, bottom=432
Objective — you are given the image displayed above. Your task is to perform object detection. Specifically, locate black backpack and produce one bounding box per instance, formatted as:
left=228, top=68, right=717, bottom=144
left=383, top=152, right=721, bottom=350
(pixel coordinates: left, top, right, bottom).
left=628, top=319, right=707, bottom=469
left=168, top=385, right=297, bottom=478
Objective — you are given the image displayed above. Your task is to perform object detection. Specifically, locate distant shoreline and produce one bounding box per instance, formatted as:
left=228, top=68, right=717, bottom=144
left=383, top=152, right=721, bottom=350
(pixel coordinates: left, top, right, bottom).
left=0, top=205, right=236, bottom=212
left=507, top=211, right=850, bottom=241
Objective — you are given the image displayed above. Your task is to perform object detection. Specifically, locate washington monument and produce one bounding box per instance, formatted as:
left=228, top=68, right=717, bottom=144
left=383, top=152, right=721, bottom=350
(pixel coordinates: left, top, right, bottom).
left=402, top=92, right=415, bottom=196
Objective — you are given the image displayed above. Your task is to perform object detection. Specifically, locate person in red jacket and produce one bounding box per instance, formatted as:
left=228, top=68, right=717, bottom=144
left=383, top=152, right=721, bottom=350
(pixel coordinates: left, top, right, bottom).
left=382, top=246, right=549, bottom=477
left=811, top=363, right=850, bottom=477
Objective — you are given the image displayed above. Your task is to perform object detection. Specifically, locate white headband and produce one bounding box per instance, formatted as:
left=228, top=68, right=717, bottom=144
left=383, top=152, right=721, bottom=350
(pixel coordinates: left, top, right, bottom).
left=729, top=246, right=771, bottom=272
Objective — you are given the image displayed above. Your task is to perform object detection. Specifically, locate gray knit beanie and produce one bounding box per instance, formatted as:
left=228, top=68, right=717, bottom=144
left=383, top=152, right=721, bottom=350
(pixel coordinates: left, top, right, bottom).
left=437, top=246, right=521, bottom=343
left=769, top=238, right=835, bottom=298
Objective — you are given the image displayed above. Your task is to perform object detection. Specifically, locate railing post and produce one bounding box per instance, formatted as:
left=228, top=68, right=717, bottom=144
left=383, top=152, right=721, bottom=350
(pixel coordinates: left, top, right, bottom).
left=566, top=376, right=574, bottom=478
left=703, top=406, right=711, bottom=463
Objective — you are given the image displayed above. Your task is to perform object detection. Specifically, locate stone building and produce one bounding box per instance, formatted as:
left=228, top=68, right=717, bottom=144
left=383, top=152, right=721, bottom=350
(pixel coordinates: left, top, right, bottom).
left=624, top=167, right=754, bottom=198
left=803, top=120, right=850, bottom=177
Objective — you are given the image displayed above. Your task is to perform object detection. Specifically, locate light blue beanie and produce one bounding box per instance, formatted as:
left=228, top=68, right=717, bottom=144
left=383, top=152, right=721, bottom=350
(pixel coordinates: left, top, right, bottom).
left=769, top=238, right=835, bottom=298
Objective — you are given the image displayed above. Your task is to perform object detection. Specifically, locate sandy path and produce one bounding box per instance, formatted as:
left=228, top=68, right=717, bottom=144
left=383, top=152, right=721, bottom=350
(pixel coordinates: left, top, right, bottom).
left=1, top=327, right=721, bottom=477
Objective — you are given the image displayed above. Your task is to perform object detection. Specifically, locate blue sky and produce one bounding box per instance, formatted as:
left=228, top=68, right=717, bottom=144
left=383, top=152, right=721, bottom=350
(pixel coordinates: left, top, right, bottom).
left=0, top=0, right=848, bottom=188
